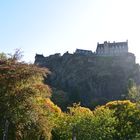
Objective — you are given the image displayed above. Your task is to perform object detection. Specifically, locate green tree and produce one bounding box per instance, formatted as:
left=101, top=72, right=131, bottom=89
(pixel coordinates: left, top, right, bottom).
left=52, top=103, right=116, bottom=140
left=51, top=88, right=69, bottom=111
left=127, top=79, right=140, bottom=103
left=105, top=100, right=140, bottom=140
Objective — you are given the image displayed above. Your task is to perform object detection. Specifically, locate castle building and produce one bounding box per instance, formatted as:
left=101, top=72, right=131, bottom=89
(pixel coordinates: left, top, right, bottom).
left=96, top=40, right=128, bottom=56
left=75, top=49, right=92, bottom=55
left=35, top=40, right=129, bottom=60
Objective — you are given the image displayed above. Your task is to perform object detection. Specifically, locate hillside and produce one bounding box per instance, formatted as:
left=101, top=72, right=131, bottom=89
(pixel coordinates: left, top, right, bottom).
left=35, top=52, right=140, bottom=108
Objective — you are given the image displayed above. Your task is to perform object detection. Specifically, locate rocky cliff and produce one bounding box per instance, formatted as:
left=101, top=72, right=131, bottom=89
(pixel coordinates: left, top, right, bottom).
left=35, top=52, right=140, bottom=108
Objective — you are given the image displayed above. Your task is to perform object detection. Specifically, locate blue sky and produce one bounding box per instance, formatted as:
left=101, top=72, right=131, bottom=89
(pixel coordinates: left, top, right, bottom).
left=0, top=0, right=140, bottom=63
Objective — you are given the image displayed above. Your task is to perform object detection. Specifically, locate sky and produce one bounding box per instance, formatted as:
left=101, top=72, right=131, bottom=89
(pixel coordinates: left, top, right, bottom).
left=0, top=0, right=140, bottom=63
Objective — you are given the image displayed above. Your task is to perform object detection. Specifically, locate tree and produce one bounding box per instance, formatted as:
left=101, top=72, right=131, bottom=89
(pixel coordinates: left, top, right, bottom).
left=52, top=103, right=116, bottom=140
left=0, top=52, right=7, bottom=60
left=127, top=79, right=140, bottom=104
left=51, top=88, right=69, bottom=111
left=0, top=51, right=58, bottom=139
left=105, top=100, right=140, bottom=140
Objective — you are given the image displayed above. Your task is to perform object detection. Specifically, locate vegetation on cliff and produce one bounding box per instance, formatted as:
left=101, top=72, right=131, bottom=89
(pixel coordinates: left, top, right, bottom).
left=35, top=52, right=140, bottom=109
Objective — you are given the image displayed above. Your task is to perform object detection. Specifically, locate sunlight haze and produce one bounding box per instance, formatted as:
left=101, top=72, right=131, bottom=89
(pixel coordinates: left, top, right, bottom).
left=0, top=0, right=140, bottom=63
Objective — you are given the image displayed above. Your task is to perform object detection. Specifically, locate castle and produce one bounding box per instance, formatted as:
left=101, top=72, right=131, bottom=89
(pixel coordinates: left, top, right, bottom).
left=35, top=40, right=131, bottom=62
left=74, top=40, right=128, bottom=56
left=34, top=40, right=138, bottom=108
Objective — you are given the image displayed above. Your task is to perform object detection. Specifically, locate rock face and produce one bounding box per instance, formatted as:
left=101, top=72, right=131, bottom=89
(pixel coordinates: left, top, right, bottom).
left=35, top=52, right=140, bottom=107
